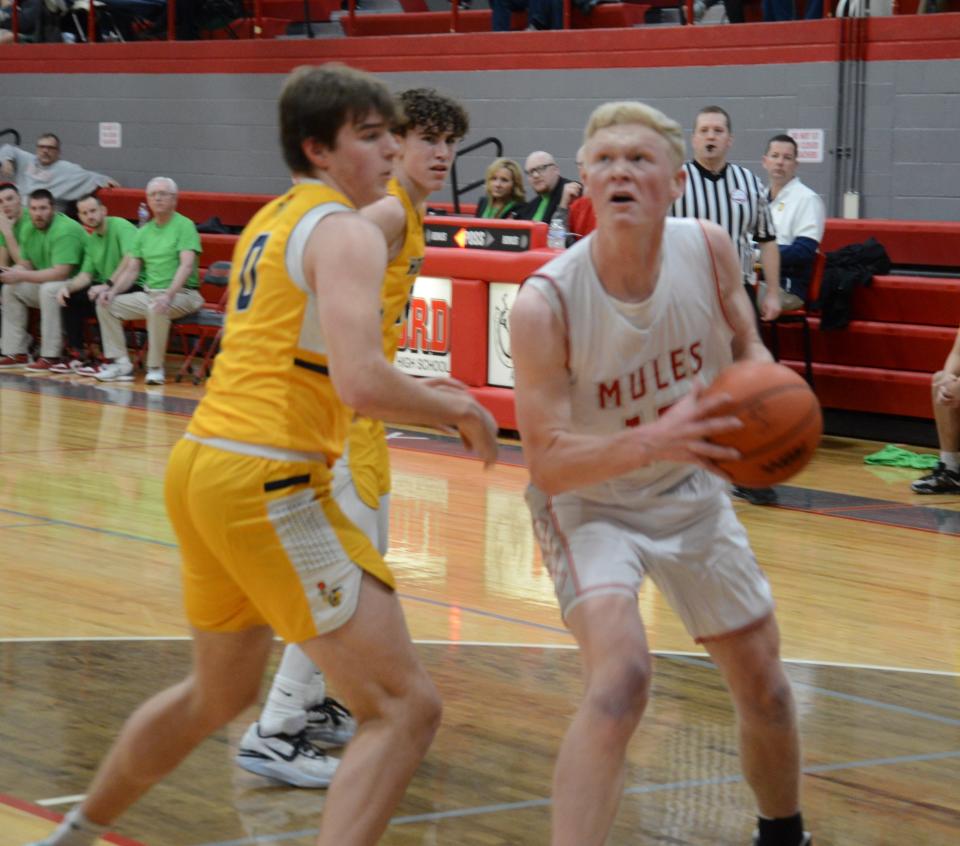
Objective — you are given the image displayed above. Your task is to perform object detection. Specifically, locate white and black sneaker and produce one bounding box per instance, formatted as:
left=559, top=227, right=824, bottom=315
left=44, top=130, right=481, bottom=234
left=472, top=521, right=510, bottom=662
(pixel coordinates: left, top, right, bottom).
left=306, top=696, right=357, bottom=748
left=236, top=722, right=339, bottom=788
left=911, top=462, right=960, bottom=495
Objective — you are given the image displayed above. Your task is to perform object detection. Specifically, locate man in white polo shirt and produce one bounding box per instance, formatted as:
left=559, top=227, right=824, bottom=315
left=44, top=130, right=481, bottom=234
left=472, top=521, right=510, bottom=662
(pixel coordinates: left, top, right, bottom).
left=761, top=134, right=826, bottom=310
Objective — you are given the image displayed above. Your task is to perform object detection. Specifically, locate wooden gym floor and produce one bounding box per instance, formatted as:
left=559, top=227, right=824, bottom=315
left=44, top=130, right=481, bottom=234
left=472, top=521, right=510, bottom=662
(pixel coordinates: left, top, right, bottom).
left=0, top=372, right=958, bottom=846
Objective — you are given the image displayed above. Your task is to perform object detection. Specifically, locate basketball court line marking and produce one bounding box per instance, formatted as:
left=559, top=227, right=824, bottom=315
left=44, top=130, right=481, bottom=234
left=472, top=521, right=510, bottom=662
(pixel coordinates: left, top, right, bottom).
left=1, top=636, right=956, bottom=678
left=35, top=794, right=86, bottom=807
left=0, top=793, right=146, bottom=846
left=668, top=655, right=960, bottom=726
left=186, top=749, right=960, bottom=846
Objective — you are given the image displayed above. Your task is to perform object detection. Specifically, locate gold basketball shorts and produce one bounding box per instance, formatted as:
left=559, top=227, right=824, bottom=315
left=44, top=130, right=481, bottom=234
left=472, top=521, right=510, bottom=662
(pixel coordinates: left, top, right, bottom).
left=165, top=437, right=395, bottom=643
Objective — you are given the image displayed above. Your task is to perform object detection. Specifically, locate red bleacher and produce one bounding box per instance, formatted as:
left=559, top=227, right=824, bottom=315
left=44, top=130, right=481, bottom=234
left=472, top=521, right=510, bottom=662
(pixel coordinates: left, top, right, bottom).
left=97, top=189, right=958, bottom=425
left=769, top=218, right=960, bottom=420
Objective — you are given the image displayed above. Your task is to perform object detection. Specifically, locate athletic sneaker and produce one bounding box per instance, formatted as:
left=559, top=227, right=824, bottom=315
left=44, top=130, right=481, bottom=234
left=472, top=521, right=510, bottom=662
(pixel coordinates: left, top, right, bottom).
left=94, top=360, right=135, bottom=382
left=306, top=696, right=357, bottom=748
left=145, top=367, right=165, bottom=385
left=0, top=354, right=29, bottom=369
left=236, top=722, right=339, bottom=788
left=752, top=833, right=811, bottom=846
left=911, top=462, right=960, bottom=495
left=74, top=360, right=107, bottom=376
left=48, top=358, right=87, bottom=374
left=27, top=356, right=65, bottom=372
left=731, top=485, right=778, bottom=505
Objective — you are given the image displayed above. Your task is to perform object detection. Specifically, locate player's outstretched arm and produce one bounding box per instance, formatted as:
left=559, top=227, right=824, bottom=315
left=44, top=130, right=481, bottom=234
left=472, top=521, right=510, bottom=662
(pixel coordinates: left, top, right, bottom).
left=510, top=284, right=743, bottom=495
left=360, top=194, right=407, bottom=262
left=307, top=213, right=498, bottom=467
left=702, top=221, right=774, bottom=366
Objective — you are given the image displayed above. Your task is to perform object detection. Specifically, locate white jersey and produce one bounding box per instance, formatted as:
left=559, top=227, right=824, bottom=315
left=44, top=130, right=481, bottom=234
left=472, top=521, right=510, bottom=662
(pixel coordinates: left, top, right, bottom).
left=524, top=217, right=736, bottom=504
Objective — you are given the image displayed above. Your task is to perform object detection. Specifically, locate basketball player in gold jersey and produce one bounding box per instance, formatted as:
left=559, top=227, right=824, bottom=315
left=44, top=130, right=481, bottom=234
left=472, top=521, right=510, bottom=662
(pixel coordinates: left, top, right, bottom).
left=236, top=88, right=471, bottom=788
left=30, top=65, right=498, bottom=846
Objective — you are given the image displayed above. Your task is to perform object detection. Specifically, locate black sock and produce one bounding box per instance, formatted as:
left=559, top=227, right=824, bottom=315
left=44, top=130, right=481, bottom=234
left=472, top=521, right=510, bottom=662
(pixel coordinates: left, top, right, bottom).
left=756, top=812, right=805, bottom=846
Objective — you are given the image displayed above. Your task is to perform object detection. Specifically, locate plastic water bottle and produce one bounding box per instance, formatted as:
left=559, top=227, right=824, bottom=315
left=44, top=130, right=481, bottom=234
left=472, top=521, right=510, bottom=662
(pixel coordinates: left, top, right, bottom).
left=547, top=213, right=567, bottom=250
left=137, top=202, right=150, bottom=228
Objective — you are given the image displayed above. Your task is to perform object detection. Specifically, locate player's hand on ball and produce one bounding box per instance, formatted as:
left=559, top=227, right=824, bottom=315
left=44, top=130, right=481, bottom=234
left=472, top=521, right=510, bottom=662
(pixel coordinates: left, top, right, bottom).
left=645, top=381, right=743, bottom=473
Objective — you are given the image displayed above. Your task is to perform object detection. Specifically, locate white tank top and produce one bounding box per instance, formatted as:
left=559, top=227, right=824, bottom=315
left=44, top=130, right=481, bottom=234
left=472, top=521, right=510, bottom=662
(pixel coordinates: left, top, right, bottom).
left=524, top=217, right=735, bottom=504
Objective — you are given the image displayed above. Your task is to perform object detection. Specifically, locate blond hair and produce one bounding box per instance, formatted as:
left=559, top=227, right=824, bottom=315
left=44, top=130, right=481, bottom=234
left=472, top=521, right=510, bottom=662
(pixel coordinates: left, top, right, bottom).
left=584, top=102, right=685, bottom=167
left=484, top=158, right=526, bottom=205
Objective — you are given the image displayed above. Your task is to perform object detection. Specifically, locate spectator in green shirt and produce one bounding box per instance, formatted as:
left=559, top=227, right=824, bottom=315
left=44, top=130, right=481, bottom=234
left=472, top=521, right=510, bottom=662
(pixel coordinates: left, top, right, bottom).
left=0, top=182, right=28, bottom=267
left=49, top=194, right=143, bottom=373
left=0, top=188, right=86, bottom=370
left=94, top=177, right=203, bottom=386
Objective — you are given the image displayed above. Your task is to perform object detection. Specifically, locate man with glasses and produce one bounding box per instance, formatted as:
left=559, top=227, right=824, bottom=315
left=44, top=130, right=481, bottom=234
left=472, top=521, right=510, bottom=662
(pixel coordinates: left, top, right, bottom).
left=516, top=150, right=579, bottom=223
left=0, top=133, right=119, bottom=210
left=92, top=176, right=203, bottom=385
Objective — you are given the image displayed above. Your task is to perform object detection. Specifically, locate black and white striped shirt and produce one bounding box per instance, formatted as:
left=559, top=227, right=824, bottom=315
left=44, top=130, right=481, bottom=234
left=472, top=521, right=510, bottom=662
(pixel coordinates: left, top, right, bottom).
left=670, top=160, right=776, bottom=284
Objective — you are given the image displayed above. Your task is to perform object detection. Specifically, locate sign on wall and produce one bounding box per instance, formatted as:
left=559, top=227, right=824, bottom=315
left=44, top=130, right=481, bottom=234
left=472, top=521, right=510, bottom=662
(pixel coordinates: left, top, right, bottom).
left=395, top=276, right=452, bottom=377
left=787, top=128, right=824, bottom=163
left=487, top=282, right=520, bottom=388
left=99, top=122, right=122, bottom=148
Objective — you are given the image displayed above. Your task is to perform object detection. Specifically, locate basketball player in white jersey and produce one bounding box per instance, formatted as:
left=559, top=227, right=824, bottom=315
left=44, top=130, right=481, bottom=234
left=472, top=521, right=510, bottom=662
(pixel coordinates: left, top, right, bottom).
left=509, top=101, right=811, bottom=846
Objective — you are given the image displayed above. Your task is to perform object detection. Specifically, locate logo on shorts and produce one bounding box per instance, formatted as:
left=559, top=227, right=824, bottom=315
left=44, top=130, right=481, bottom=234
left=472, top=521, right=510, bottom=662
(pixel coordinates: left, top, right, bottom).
left=316, top=580, right=343, bottom=607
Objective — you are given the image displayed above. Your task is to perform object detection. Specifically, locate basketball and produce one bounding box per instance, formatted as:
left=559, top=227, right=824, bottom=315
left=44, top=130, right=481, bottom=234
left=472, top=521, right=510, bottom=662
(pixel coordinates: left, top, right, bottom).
left=702, top=360, right=823, bottom=487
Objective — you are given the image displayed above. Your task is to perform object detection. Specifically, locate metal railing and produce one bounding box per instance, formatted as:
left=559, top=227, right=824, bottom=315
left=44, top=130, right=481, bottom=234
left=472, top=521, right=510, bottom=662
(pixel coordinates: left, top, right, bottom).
left=450, top=136, right=504, bottom=214
left=7, top=0, right=699, bottom=42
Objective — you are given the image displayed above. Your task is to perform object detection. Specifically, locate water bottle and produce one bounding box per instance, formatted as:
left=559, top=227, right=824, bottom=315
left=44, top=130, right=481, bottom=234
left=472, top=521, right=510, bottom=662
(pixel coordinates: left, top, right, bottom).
left=547, top=212, right=567, bottom=250
left=137, top=202, right=150, bottom=228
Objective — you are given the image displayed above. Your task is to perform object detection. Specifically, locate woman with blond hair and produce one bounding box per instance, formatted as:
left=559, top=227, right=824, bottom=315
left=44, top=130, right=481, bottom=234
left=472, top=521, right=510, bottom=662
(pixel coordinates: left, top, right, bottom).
left=476, top=157, right=525, bottom=219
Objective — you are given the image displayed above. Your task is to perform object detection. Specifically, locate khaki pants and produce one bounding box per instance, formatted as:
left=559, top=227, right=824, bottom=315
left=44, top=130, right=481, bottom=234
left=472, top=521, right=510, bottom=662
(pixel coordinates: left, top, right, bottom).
left=1, top=280, right=68, bottom=358
left=96, top=288, right=204, bottom=370
left=758, top=281, right=805, bottom=312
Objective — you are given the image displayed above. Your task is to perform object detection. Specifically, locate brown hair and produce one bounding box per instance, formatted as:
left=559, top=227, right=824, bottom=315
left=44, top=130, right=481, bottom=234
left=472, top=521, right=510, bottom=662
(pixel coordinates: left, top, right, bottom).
left=393, top=88, right=469, bottom=141
left=279, top=63, right=397, bottom=174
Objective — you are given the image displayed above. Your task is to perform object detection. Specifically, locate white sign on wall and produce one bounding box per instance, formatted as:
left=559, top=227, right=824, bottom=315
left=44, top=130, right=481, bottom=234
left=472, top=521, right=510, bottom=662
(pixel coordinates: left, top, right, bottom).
left=394, top=276, right=452, bottom=377
left=99, top=122, right=122, bottom=149
left=787, top=128, right=824, bottom=163
left=487, top=282, right=520, bottom=388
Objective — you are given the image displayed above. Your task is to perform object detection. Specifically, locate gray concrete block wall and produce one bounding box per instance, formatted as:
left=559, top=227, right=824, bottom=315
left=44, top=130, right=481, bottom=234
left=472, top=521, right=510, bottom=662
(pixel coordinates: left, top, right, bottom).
left=1, top=59, right=957, bottom=220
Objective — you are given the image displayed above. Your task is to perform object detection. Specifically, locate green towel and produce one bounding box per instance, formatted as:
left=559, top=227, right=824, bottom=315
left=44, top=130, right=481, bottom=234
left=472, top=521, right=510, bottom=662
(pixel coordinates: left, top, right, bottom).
left=864, top=444, right=939, bottom=469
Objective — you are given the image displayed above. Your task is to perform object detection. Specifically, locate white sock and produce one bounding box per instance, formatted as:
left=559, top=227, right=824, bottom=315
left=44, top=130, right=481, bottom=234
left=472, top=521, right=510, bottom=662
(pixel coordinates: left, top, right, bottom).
left=941, top=451, right=959, bottom=473
left=259, top=645, right=322, bottom=735
left=305, top=669, right=327, bottom=708
left=36, top=807, right=106, bottom=846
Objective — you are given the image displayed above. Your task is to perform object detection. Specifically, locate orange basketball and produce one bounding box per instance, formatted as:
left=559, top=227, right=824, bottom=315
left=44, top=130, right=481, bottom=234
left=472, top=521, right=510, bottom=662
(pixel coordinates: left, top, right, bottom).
left=702, top=360, right=822, bottom=487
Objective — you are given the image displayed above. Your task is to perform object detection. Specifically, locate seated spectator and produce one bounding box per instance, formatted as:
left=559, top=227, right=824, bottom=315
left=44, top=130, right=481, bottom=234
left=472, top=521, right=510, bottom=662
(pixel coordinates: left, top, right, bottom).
left=93, top=176, right=203, bottom=386
left=912, top=323, right=960, bottom=494
left=0, top=182, right=29, bottom=267
left=51, top=193, right=142, bottom=373
left=491, top=0, right=562, bottom=31
left=476, top=158, right=525, bottom=219
left=0, top=188, right=86, bottom=370
left=0, top=133, right=119, bottom=211
left=760, top=133, right=825, bottom=310
left=558, top=146, right=596, bottom=239
left=515, top=150, right=578, bottom=223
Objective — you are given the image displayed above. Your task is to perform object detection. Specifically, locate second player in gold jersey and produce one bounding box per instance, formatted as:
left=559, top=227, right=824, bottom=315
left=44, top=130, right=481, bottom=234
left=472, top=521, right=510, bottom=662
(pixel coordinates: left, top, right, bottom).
left=242, top=87, right=476, bottom=796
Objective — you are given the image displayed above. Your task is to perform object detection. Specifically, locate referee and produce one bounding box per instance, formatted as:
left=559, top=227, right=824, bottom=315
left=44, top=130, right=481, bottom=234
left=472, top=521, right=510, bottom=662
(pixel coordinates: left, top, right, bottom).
left=671, top=105, right=782, bottom=323
left=671, top=104, right=782, bottom=506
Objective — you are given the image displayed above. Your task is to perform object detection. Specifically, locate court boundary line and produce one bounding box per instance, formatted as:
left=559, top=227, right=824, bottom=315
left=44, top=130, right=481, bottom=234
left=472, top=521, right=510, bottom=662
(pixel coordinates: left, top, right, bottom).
left=186, top=749, right=960, bottom=846
left=0, top=636, right=956, bottom=677
left=0, top=793, right=146, bottom=846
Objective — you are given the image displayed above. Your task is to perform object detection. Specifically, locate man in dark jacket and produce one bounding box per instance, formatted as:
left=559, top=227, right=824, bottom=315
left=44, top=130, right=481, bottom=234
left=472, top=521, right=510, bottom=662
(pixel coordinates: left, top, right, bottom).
left=516, top=150, right=579, bottom=223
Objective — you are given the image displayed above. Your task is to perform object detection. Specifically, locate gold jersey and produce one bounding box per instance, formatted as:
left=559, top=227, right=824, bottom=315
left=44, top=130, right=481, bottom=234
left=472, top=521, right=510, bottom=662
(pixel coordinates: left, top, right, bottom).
left=189, top=182, right=355, bottom=461
left=348, top=178, right=425, bottom=505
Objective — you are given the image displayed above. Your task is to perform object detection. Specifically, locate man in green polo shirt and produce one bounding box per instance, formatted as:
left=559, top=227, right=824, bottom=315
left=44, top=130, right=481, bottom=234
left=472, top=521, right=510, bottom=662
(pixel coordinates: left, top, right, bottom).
left=94, top=176, right=203, bottom=386
left=0, top=188, right=86, bottom=370
left=49, top=194, right=143, bottom=373
left=0, top=182, right=29, bottom=267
